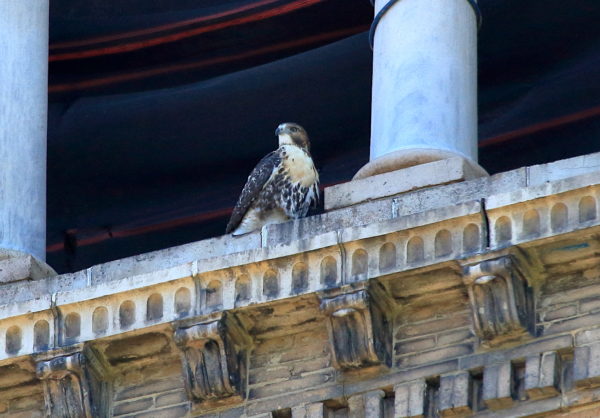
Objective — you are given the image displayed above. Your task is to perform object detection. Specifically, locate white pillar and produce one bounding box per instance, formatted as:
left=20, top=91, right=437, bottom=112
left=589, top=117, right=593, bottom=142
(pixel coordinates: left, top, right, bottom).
left=0, top=0, right=49, bottom=260
left=355, top=0, right=485, bottom=179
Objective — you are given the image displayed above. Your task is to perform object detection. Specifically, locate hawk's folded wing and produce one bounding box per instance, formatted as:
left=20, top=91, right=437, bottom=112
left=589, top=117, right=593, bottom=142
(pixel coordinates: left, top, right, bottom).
left=226, top=150, right=282, bottom=233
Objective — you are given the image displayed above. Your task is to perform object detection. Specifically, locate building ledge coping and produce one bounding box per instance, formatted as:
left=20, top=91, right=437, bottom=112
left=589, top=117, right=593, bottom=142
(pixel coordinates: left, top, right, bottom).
left=0, top=152, right=599, bottom=361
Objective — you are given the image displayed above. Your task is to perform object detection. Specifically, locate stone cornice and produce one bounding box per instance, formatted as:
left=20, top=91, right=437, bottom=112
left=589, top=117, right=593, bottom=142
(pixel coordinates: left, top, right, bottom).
left=0, top=158, right=599, bottom=363
left=0, top=154, right=599, bottom=417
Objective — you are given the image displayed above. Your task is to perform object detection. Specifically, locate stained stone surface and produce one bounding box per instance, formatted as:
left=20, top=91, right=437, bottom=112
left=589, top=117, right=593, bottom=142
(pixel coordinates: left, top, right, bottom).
left=0, top=152, right=599, bottom=417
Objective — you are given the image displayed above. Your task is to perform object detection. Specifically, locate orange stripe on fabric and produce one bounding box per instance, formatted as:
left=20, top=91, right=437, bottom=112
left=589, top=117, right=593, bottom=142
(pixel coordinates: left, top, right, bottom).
left=49, top=0, right=325, bottom=61
left=49, top=25, right=368, bottom=93
left=480, top=105, right=600, bottom=147
left=50, top=0, right=281, bottom=50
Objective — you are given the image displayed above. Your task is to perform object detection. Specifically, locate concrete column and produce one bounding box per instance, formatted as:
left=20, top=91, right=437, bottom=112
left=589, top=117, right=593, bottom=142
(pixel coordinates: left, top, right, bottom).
left=0, top=0, right=49, bottom=260
left=355, top=0, right=485, bottom=179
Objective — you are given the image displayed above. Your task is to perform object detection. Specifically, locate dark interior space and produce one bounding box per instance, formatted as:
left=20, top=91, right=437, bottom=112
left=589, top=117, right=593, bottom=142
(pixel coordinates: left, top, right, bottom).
left=47, top=0, right=600, bottom=272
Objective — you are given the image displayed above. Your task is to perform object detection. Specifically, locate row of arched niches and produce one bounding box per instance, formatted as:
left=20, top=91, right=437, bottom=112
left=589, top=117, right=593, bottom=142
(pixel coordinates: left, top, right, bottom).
left=2, top=193, right=598, bottom=356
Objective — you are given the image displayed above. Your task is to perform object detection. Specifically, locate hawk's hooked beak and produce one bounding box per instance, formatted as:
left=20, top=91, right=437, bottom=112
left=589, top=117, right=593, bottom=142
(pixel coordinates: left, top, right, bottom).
left=275, top=124, right=285, bottom=136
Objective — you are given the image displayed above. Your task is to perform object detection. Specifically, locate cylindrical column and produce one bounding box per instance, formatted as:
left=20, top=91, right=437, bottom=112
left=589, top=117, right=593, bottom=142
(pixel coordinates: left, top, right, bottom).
left=0, top=1, right=49, bottom=260
left=355, top=0, right=484, bottom=179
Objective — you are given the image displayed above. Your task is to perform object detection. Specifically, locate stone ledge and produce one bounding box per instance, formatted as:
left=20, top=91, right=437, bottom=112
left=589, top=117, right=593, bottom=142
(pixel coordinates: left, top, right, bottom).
left=263, top=151, right=600, bottom=246
left=264, top=167, right=526, bottom=247
left=0, top=221, right=597, bottom=366
left=0, top=199, right=482, bottom=317
left=324, top=157, right=485, bottom=211
left=0, top=163, right=598, bottom=360
left=0, top=153, right=599, bottom=364
left=1, top=233, right=600, bottom=416
left=486, top=170, right=600, bottom=210
left=14, top=167, right=599, bottom=313
left=0, top=151, right=589, bottom=307
left=528, top=152, right=600, bottom=186
left=0, top=249, right=56, bottom=284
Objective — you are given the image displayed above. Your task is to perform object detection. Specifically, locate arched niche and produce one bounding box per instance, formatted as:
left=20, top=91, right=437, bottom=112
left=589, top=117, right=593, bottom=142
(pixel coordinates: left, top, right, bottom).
left=235, top=275, right=251, bottom=306
left=64, top=312, right=81, bottom=339
left=522, top=209, right=540, bottom=238
left=92, top=307, right=109, bottom=335
left=6, top=326, right=22, bottom=355
left=34, top=320, right=50, bottom=351
left=579, top=196, right=597, bottom=223
left=205, top=280, right=223, bottom=309
left=551, top=203, right=568, bottom=232
left=406, top=237, right=424, bottom=264
left=379, top=243, right=396, bottom=271
left=351, top=249, right=368, bottom=281
left=263, top=270, right=279, bottom=299
left=120, top=300, right=136, bottom=329
left=463, top=223, right=480, bottom=253
left=175, top=287, right=192, bottom=316
left=320, top=257, right=337, bottom=288
left=434, top=230, right=453, bottom=258
left=495, top=216, right=512, bottom=245
left=147, top=293, right=164, bottom=321
left=292, top=262, right=308, bottom=294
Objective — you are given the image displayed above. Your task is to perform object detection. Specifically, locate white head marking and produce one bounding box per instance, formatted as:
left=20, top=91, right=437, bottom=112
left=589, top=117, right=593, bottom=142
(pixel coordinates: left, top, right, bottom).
left=278, top=133, right=294, bottom=146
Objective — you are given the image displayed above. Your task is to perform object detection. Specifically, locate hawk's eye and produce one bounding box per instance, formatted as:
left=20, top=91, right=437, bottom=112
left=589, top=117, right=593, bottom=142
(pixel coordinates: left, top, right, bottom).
left=290, top=127, right=298, bottom=133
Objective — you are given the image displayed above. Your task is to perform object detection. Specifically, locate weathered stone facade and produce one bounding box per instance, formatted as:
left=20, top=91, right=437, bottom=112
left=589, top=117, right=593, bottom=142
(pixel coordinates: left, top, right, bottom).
left=1, top=152, right=600, bottom=417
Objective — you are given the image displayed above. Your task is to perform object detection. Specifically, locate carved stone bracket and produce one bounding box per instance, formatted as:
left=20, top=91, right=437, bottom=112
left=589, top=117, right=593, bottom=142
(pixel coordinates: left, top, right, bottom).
left=174, top=313, right=251, bottom=407
left=291, top=402, right=326, bottom=418
left=483, top=362, right=513, bottom=409
left=525, top=351, right=560, bottom=399
left=574, top=342, right=600, bottom=388
left=347, top=390, right=385, bottom=418
left=319, top=283, right=392, bottom=370
left=0, top=248, right=56, bottom=284
left=462, top=255, right=535, bottom=345
left=35, top=346, right=112, bottom=418
left=394, top=379, right=426, bottom=418
left=439, top=371, right=472, bottom=416
left=36, top=352, right=92, bottom=418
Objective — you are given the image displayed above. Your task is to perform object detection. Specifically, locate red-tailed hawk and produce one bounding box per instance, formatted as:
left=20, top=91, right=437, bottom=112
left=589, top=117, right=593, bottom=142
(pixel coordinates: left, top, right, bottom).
left=226, top=123, right=319, bottom=235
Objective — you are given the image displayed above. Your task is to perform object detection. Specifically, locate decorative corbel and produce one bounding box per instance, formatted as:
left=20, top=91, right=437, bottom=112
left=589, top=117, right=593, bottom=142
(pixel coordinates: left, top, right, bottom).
left=525, top=351, right=560, bottom=399
left=174, top=313, right=251, bottom=407
left=36, top=352, right=92, bottom=418
left=319, top=283, right=392, bottom=370
left=462, top=255, right=535, bottom=345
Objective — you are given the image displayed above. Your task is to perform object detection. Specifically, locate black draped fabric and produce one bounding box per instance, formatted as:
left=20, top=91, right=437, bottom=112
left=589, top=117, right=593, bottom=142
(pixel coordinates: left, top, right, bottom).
left=47, top=0, right=600, bottom=272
